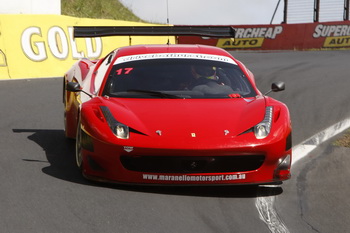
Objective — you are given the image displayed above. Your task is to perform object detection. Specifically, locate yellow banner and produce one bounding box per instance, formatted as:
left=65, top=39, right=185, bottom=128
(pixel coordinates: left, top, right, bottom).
left=0, top=15, right=175, bottom=79
left=323, top=36, right=350, bottom=48
left=217, top=38, right=264, bottom=49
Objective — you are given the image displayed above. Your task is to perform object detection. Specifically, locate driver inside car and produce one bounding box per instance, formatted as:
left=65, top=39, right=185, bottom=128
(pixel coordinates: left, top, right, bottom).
left=189, top=65, right=235, bottom=95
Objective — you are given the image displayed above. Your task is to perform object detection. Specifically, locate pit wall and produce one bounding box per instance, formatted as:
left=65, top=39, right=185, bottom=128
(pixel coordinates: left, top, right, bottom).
left=0, top=15, right=175, bottom=79
left=178, top=21, right=350, bottom=50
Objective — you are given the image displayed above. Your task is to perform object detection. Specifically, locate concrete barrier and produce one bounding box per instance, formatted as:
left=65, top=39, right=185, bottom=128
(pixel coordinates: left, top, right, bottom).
left=0, top=15, right=174, bottom=79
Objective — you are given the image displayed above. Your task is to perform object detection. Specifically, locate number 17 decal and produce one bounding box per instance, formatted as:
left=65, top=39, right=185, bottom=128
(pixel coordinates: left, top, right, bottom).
left=116, top=68, right=134, bottom=75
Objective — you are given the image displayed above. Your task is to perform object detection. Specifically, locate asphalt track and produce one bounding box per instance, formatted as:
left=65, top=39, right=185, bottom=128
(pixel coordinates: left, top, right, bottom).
left=1, top=50, right=350, bottom=232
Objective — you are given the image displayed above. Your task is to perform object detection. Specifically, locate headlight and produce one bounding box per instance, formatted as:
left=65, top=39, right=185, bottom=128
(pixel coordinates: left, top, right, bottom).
left=100, top=106, right=130, bottom=139
left=113, top=124, right=129, bottom=139
left=254, top=106, right=273, bottom=139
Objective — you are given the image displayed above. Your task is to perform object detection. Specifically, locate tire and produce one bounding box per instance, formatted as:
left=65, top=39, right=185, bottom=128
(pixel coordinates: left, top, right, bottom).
left=75, top=121, right=83, bottom=169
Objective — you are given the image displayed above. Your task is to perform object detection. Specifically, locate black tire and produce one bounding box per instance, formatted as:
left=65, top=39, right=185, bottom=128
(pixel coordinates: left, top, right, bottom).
left=75, top=121, right=83, bottom=169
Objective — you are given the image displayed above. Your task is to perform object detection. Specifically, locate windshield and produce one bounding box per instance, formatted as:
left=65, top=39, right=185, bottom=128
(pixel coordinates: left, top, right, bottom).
left=102, top=58, right=257, bottom=99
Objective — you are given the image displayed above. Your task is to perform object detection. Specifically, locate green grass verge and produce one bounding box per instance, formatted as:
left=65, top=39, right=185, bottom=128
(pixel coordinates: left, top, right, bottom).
left=333, top=129, right=350, bottom=148
left=61, top=0, right=144, bottom=22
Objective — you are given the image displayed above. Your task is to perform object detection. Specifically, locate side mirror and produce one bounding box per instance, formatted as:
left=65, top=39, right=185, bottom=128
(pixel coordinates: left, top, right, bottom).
left=66, top=82, right=82, bottom=92
left=264, top=81, right=285, bottom=95
left=66, top=81, right=93, bottom=98
left=271, top=81, right=285, bottom=92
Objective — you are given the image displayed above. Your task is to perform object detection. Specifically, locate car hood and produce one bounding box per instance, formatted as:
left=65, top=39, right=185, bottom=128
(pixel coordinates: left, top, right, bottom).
left=103, top=97, right=266, bottom=139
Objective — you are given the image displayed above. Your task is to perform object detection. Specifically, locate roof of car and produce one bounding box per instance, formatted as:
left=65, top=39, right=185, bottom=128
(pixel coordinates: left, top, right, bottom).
left=115, top=44, right=234, bottom=58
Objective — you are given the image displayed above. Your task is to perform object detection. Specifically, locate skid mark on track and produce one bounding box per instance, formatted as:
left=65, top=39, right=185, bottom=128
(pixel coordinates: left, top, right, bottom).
left=256, top=117, right=350, bottom=233
left=256, top=189, right=289, bottom=233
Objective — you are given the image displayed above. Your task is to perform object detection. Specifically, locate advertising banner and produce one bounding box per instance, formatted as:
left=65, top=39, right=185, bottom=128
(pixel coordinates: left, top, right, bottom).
left=1, top=15, right=348, bottom=79
left=0, top=15, right=174, bottom=79
left=178, top=21, right=350, bottom=51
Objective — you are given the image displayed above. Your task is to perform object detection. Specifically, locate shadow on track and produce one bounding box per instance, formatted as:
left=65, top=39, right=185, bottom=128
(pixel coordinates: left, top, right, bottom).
left=13, top=128, right=84, bottom=184
left=13, top=128, right=283, bottom=198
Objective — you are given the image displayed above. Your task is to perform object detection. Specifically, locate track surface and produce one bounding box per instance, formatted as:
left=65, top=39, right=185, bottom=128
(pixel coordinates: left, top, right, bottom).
left=1, top=50, right=349, bottom=232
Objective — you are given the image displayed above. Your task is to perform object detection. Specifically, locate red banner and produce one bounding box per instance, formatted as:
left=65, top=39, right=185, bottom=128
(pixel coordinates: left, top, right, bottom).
left=178, top=21, right=350, bottom=50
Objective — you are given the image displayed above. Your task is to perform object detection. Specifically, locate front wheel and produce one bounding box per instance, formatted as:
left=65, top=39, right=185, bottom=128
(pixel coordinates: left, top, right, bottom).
left=75, top=121, right=83, bottom=169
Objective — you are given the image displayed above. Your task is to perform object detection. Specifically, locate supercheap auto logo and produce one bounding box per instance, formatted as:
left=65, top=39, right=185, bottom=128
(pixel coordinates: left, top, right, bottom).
left=217, top=26, right=283, bottom=49
left=313, top=24, right=350, bottom=48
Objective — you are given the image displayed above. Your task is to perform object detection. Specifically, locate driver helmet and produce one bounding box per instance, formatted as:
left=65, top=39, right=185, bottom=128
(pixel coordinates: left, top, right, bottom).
left=192, top=65, right=217, bottom=80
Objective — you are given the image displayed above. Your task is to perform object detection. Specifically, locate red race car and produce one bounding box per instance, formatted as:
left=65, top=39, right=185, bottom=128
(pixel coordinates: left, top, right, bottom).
left=64, top=26, right=292, bottom=185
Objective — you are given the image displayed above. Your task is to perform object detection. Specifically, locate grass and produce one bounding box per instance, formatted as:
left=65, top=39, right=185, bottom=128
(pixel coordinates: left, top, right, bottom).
left=333, top=129, right=350, bottom=148
left=61, top=0, right=144, bottom=22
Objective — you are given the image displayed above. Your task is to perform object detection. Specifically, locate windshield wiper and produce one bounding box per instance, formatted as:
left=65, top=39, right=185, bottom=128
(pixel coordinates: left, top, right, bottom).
left=127, top=89, right=182, bottom=99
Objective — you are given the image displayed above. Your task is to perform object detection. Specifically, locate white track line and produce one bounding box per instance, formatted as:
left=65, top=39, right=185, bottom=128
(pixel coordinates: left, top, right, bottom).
left=292, top=118, right=350, bottom=165
left=256, top=117, right=350, bottom=233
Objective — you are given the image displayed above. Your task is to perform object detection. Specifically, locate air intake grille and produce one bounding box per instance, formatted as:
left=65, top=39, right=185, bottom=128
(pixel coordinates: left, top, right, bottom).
left=121, top=155, right=265, bottom=173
